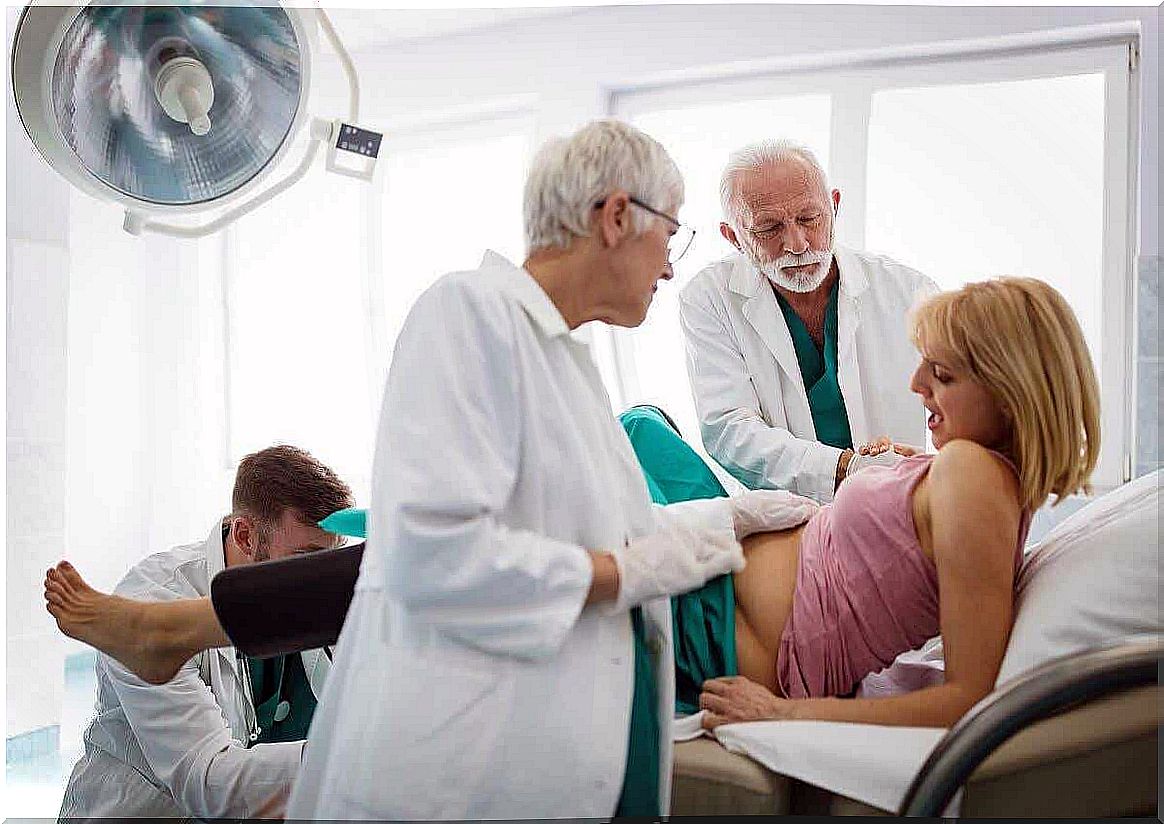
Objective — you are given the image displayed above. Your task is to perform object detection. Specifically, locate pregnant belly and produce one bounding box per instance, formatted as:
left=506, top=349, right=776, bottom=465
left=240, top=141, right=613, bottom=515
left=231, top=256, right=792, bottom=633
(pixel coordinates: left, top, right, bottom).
left=733, top=523, right=806, bottom=692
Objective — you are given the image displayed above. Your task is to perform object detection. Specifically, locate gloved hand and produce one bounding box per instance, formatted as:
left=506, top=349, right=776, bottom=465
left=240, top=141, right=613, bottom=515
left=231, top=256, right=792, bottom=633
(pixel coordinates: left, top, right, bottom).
left=729, top=489, right=820, bottom=539
left=609, top=518, right=745, bottom=613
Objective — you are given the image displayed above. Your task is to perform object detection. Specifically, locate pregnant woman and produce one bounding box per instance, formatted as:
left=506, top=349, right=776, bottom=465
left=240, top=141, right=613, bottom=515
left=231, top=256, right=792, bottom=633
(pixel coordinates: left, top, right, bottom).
left=666, top=275, right=1098, bottom=729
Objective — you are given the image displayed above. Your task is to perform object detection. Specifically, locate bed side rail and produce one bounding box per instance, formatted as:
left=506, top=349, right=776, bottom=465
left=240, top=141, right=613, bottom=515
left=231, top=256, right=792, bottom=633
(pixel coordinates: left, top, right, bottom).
left=898, top=635, right=1163, bottom=817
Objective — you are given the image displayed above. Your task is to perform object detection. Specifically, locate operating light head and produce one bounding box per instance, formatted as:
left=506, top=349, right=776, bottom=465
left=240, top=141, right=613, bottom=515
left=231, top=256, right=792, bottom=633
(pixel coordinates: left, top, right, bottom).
left=12, top=2, right=380, bottom=238
left=11, top=2, right=314, bottom=213
left=50, top=4, right=302, bottom=206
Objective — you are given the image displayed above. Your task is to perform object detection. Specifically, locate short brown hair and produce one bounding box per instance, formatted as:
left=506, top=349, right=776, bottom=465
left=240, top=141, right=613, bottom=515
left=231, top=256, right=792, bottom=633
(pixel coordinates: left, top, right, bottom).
left=231, top=445, right=354, bottom=538
left=911, top=277, right=1100, bottom=511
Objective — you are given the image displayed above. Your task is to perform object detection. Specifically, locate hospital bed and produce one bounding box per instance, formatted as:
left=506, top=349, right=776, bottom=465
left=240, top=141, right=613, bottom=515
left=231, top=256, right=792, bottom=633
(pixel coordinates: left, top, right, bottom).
left=671, top=636, right=1160, bottom=816
left=671, top=469, right=1161, bottom=817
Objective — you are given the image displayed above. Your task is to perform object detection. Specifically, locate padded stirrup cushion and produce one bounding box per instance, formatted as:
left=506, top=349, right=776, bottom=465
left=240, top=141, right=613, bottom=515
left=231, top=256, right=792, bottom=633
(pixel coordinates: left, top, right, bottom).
left=210, top=542, right=364, bottom=658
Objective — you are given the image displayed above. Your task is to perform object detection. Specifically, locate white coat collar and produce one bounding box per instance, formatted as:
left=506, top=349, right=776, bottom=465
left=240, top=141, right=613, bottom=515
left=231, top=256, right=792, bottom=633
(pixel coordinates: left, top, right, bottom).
left=204, top=518, right=246, bottom=677
left=833, top=246, right=869, bottom=301
left=832, top=247, right=868, bottom=439
left=204, top=518, right=228, bottom=585
left=481, top=250, right=571, bottom=339
left=727, top=253, right=804, bottom=408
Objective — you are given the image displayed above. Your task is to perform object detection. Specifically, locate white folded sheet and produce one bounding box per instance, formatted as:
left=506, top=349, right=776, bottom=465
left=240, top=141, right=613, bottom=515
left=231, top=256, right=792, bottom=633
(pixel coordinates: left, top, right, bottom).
left=673, top=703, right=955, bottom=814
left=670, top=636, right=952, bottom=811
left=671, top=711, right=708, bottom=742
left=713, top=719, right=953, bottom=814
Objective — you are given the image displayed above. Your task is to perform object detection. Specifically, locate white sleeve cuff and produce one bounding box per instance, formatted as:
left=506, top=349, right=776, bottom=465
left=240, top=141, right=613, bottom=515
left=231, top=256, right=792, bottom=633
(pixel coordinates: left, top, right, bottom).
left=801, top=444, right=844, bottom=504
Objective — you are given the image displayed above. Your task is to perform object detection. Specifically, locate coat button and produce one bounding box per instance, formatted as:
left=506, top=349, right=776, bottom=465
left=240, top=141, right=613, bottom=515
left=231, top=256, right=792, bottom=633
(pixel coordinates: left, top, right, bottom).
left=249, top=731, right=259, bottom=742
left=611, top=657, right=623, bottom=666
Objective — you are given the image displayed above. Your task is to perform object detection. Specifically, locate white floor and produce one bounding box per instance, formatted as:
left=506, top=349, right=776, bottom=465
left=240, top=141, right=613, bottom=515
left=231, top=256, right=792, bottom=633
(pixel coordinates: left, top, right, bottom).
left=5, top=652, right=97, bottom=819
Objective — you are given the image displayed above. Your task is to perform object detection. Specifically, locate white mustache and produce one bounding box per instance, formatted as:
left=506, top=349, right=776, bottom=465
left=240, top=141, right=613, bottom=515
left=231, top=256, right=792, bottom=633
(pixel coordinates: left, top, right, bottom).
left=774, top=250, right=831, bottom=270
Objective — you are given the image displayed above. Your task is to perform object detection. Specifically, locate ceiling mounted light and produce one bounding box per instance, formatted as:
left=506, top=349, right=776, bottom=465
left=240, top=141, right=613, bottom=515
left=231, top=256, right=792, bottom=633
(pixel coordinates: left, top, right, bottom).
left=11, top=1, right=381, bottom=237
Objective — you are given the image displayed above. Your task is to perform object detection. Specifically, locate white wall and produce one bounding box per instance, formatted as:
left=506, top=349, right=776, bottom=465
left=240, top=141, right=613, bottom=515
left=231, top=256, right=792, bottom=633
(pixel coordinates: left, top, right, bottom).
left=1135, top=6, right=1162, bottom=479
left=6, top=9, right=234, bottom=741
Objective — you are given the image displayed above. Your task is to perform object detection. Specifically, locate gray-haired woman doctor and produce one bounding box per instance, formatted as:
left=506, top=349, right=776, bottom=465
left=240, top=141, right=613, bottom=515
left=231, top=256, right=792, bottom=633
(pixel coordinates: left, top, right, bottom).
left=285, top=119, right=813, bottom=820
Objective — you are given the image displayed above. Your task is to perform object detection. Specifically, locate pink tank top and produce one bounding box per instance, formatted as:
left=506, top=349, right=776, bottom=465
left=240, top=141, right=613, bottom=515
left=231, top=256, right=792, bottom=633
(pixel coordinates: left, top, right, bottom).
left=776, top=453, right=1030, bottom=700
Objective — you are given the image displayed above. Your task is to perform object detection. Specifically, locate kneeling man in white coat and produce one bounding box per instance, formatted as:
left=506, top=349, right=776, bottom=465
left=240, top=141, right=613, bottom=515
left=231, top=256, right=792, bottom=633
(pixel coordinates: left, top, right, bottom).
left=58, top=445, right=352, bottom=821
left=681, top=140, right=938, bottom=503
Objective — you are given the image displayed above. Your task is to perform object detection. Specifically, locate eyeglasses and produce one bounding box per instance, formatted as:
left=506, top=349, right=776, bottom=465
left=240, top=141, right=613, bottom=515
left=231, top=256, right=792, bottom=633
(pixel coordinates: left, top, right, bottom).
left=595, top=196, right=696, bottom=265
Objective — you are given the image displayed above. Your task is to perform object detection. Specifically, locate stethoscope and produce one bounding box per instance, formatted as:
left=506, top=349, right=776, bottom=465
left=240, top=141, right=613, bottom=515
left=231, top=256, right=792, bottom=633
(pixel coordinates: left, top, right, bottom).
left=239, top=647, right=334, bottom=743
left=222, top=521, right=333, bottom=744
left=221, top=521, right=288, bottom=742
left=236, top=650, right=297, bottom=743
left=218, top=522, right=264, bottom=744
left=237, top=650, right=264, bottom=744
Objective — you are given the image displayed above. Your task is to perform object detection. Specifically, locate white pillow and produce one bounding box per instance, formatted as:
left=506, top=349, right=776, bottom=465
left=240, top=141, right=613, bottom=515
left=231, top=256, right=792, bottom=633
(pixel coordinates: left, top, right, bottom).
left=996, top=470, right=1161, bottom=686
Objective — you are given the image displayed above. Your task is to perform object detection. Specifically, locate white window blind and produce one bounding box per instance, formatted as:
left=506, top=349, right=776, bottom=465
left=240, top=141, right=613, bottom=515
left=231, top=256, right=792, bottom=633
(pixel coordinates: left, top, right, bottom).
left=225, top=158, right=377, bottom=497
left=224, top=114, right=534, bottom=500
left=374, top=114, right=533, bottom=386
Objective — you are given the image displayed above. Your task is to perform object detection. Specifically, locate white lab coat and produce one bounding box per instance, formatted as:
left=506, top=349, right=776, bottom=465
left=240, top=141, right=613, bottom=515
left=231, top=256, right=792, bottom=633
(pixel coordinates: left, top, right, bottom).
left=58, top=522, right=330, bottom=821
left=290, top=252, right=726, bottom=820
left=680, top=247, right=937, bottom=503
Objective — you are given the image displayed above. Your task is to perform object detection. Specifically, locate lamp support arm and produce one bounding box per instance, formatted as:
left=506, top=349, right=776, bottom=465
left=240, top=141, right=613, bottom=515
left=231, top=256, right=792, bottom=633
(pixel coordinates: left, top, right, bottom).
left=314, top=7, right=360, bottom=123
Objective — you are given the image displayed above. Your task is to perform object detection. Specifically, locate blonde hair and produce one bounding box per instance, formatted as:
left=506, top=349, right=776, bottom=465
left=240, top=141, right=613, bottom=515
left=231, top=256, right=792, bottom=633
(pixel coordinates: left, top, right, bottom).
left=910, top=277, right=1100, bottom=511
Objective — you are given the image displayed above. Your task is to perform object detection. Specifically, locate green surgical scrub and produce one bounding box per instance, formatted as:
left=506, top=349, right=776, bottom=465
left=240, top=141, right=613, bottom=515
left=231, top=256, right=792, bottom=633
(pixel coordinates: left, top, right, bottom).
left=246, top=652, right=318, bottom=744
left=224, top=516, right=319, bottom=746
left=619, top=406, right=739, bottom=715
left=613, top=606, right=661, bottom=817
left=773, top=281, right=853, bottom=450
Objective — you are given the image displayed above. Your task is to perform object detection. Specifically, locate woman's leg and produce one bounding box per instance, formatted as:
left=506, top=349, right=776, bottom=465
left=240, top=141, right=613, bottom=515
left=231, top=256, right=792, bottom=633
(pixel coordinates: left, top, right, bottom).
left=732, top=526, right=804, bottom=694
left=44, top=562, right=228, bottom=684
left=45, top=543, right=365, bottom=682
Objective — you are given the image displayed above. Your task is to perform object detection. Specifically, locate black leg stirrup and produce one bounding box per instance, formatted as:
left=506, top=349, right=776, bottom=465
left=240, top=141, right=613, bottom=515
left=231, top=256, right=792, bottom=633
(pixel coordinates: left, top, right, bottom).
left=210, top=542, right=365, bottom=658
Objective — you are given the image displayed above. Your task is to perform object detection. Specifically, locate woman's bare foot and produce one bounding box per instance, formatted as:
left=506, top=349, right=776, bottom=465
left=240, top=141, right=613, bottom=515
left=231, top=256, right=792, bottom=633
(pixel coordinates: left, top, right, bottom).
left=44, top=562, right=188, bottom=685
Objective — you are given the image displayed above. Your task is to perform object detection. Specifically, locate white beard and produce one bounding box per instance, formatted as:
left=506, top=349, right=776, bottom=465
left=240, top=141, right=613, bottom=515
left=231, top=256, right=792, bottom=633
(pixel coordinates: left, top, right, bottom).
left=758, top=249, right=833, bottom=293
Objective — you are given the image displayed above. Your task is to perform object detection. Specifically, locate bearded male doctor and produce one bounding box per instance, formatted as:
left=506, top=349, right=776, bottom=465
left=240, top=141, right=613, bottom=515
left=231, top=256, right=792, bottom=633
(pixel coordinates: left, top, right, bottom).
left=680, top=140, right=938, bottom=503
left=58, top=445, right=352, bottom=821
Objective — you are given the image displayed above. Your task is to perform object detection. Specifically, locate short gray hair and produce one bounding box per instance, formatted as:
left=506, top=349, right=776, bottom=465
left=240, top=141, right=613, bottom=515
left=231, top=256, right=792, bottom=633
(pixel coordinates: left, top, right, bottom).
left=719, top=139, right=830, bottom=226
left=524, top=119, right=684, bottom=254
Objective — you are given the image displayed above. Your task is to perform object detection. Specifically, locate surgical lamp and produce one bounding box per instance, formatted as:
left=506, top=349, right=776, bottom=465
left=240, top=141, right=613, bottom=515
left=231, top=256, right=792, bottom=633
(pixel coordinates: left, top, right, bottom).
left=10, top=1, right=382, bottom=238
